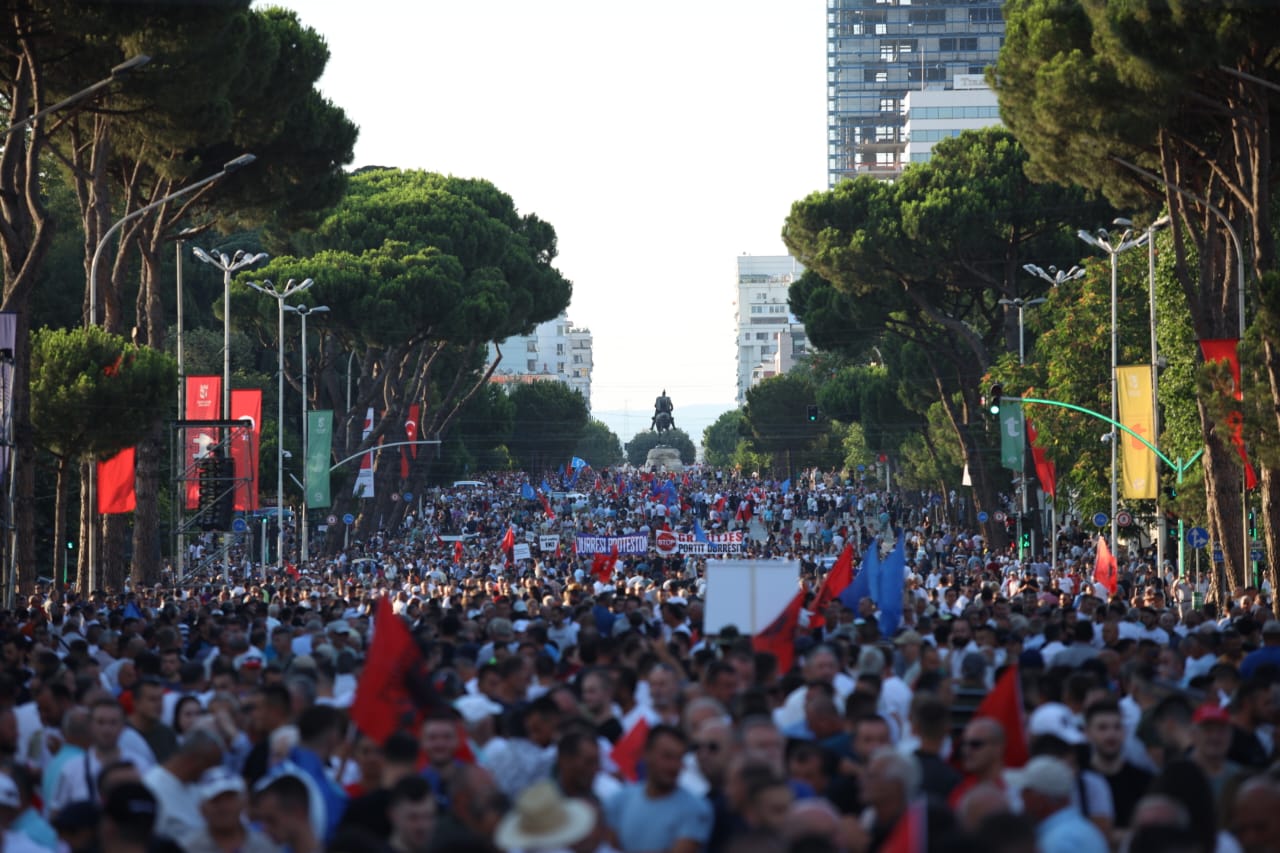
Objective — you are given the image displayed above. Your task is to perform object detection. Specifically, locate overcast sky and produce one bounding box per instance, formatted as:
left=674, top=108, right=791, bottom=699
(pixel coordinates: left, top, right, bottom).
left=276, top=0, right=827, bottom=425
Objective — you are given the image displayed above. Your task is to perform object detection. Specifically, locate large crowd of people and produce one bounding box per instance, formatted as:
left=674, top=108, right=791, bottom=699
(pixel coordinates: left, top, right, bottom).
left=0, top=467, right=1275, bottom=853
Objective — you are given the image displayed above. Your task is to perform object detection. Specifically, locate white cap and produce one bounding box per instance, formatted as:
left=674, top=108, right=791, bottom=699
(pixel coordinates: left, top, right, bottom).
left=1028, top=702, right=1084, bottom=745
left=1010, top=756, right=1075, bottom=799
left=454, top=694, right=503, bottom=724
left=198, top=767, right=246, bottom=801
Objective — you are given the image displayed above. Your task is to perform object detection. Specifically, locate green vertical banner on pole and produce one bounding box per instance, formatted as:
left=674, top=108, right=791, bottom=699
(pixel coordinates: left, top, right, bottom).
left=1000, top=400, right=1025, bottom=471
left=306, top=410, right=332, bottom=508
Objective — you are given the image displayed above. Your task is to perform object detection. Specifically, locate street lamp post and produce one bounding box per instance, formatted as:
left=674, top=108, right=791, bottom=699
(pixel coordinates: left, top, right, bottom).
left=1022, top=263, right=1086, bottom=290
left=284, top=303, right=328, bottom=567
left=190, top=248, right=269, bottom=419
left=1077, top=223, right=1146, bottom=560
left=173, top=225, right=201, bottom=584
left=86, top=153, right=256, bottom=592
left=998, top=294, right=1048, bottom=562
left=997, top=296, right=1048, bottom=366
left=7, top=55, right=150, bottom=138
left=1143, top=216, right=1172, bottom=572
left=246, top=279, right=315, bottom=572
left=1020, top=263, right=1086, bottom=573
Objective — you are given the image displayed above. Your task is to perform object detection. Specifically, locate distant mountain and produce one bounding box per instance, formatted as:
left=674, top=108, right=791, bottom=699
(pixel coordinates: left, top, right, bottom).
left=592, top=403, right=737, bottom=457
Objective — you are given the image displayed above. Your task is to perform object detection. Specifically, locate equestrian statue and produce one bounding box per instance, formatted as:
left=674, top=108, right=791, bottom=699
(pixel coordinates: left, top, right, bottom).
left=651, top=389, right=674, bottom=434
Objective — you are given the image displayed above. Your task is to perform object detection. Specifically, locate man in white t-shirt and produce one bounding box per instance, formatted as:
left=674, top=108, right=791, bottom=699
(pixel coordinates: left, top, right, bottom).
left=49, top=698, right=153, bottom=816
left=143, top=723, right=225, bottom=845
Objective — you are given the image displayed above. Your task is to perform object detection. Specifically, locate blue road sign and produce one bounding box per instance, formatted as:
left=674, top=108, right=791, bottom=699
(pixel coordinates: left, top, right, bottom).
left=1186, top=527, right=1210, bottom=548
left=1213, top=548, right=1225, bottom=563
left=1251, top=549, right=1265, bottom=561
left=231, top=518, right=248, bottom=534
left=403, top=491, right=413, bottom=502
left=977, top=511, right=989, bottom=523
left=1093, top=512, right=1109, bottom=528
left=856, top=465, right=866, bottom=472
left=342, top=513, right=355, bottom=526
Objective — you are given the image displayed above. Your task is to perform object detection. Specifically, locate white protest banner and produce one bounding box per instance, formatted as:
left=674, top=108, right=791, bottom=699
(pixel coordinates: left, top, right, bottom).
left=703, top=561, right=800, bottom=633
left=539, top=535, right=561, bottom=552
left=512, top=543, right=532, bottom=562
left=575, top=534, right=648, bottom=555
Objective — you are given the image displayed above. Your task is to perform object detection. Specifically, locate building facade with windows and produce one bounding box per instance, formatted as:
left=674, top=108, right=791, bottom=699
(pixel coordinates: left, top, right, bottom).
left=735, top=255, right=809, bottom=405
left=827, top=0, right=1005, bottom=185
left=902, top=80, right=1001, bottom=164
left=488, top=311, right=594, bottom=408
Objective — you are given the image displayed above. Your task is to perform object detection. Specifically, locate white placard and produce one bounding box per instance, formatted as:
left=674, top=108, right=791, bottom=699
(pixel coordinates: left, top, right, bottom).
left=512, top=543, right=532, bottom=562
left=539, top=535, right=560, bottom=552
left=703, top=560, right=799, bottom=634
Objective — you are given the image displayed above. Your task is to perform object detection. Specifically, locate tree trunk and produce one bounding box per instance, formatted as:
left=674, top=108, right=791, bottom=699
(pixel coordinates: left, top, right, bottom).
left=76, top=458, right=93, bottom=592
left=1259, top=467, right=1280, bottom=600
left=103, top=515, right=129, bottom=591
left=13, top=311, right=37, bottom=593
left=131, top=423, right=165, bottom=586
left=53, top=456, right=68, bottom=581
left=1199, top=411, right=1246, bottom=601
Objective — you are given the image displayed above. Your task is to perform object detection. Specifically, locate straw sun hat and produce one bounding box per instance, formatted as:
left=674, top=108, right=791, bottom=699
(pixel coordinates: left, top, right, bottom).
left=494, top=781, right=595, bottom=851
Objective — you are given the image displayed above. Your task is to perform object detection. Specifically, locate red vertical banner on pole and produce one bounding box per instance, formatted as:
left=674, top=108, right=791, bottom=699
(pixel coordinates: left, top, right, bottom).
left=97, top=448, right=136, bottom=514
left=183, top=376, right=222, bottom=509
left=1199, top=338, right=1257, bottom=489
left=230, top=389, right=262, bottom=511
left=401, top=403, right=420, bottom=480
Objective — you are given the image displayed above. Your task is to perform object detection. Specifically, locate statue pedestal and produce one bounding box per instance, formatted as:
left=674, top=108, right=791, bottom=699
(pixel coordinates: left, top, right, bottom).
left=645, top=445, right=684, bottom=473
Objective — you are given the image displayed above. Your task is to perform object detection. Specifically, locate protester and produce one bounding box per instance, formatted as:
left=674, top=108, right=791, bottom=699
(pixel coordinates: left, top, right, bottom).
left=1, top=467, right=1277, bottom=853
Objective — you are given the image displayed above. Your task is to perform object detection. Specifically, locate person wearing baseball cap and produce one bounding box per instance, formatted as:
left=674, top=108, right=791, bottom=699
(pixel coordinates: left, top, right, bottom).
left=1188, top=703, right=1241, bottom=797
left=184, top=768, right=275, bottom=853
left=1013, top=756, right=1108, bottom=853
left=100, top=781, right=161, bottom=853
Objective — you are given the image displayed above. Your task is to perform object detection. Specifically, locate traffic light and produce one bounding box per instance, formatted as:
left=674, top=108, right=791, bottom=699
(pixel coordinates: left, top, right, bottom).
left=806, top=404, right=819, bottom=423
left=197, top=453, right=236, bottom=531
left=988, top=383, right=1003, bottom=415
left=1020, top=530, right=1031, bottom=551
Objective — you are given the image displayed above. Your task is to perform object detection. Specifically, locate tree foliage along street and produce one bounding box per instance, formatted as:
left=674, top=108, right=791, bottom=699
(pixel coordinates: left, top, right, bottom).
left=0, top=1, right=357, bottom=587
left=784, top=127, right=1109, bottom=548
left=574, top=420, right=624, bottom=470
left=626, top=429, right=696, bottom=468
left=30, top=327, right=175, bottom=590
left=702, top=410, right=746, bottom=470
left=233, top=169, right=572, bottom=546
left=994, top=0, right=1279, bottom=594
left=505, top=382, right=590, bottom=474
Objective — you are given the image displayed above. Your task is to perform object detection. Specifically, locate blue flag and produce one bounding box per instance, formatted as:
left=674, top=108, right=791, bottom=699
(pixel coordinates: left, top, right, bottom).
left=521, top=483, right=536, bottom=500
left=541, top=479, right=552, bottom=496
left=839, top=541, right=877, bottom=612
left=781, top=478, right=791, bottom=495
left=877, top=534, right=906, bottom=636
left=571, top=456, right=588, bottom=470
left=693, top=518, right=709, bottom=543
left=123, top=601, right=143, bottom=621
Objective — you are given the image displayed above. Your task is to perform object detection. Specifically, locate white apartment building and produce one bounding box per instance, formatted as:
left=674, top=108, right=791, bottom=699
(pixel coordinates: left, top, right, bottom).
left=901, top=78, right=1001, bottom=165
left=735, top=255, right=809, bottom=405
left=489, top=311, right=593, bottom=408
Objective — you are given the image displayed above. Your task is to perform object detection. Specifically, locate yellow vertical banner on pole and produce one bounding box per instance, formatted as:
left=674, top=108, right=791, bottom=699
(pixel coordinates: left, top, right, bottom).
left=1117, top=365, right=1157, bottom=499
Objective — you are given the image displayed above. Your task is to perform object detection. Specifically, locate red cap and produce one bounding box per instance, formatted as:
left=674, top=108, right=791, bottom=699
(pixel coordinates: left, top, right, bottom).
left=1192, top=703, right=1230, bottom=725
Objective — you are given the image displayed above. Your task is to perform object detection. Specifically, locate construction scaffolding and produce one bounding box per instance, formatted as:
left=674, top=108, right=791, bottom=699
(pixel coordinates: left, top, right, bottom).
left=171, top=419, right=254, bottom=581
